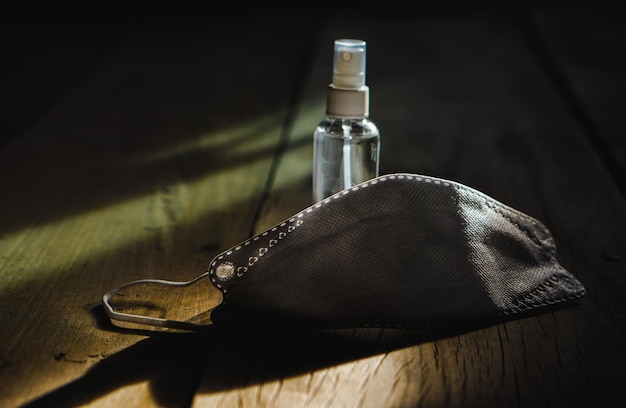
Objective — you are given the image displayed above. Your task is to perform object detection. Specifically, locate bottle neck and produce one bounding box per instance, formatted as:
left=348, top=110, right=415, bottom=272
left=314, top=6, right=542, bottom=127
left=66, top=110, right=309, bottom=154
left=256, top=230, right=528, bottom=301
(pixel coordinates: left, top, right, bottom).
left=324, top=117, right=367, bottom=125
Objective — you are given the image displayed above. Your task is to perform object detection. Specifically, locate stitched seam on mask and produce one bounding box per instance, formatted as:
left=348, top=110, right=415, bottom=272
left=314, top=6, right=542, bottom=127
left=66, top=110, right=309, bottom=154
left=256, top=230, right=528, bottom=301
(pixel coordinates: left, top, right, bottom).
left=208, top=215, right=305, bottom=292
left=502, top=292, right=581, bottom=315
left=391, top=173, right=549, bottom=249
left=501, top=275, right=585, bottom=315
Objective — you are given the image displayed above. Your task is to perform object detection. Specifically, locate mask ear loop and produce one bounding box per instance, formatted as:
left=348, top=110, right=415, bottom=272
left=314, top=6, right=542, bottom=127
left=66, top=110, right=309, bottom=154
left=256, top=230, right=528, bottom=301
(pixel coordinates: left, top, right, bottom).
left=102, top=272, right=216, bottom=332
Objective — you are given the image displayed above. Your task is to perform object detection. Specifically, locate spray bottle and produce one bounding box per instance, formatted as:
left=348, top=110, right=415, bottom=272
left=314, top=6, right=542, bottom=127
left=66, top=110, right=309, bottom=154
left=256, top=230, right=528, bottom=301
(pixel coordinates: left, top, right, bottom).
left=312, top=39, right=380, bottom=202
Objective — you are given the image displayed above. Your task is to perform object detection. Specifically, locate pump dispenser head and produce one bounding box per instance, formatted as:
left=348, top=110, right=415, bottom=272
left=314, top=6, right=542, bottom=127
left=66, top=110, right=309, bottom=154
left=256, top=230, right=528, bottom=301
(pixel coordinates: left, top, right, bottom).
left=332, top=39, right=366, bottom=89
left=326, top=39, right=370, bottom=118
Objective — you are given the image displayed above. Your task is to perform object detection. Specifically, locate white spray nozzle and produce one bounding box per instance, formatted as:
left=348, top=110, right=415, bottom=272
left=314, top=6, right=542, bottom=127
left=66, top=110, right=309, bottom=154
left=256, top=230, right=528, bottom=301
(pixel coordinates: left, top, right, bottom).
left=332, top=39, right=366, bottom=89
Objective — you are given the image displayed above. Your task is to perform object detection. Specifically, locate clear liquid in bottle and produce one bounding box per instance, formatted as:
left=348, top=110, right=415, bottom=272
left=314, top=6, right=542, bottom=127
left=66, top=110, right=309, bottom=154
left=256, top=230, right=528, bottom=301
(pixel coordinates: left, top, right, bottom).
left=313, top=117, right=380, bottom=202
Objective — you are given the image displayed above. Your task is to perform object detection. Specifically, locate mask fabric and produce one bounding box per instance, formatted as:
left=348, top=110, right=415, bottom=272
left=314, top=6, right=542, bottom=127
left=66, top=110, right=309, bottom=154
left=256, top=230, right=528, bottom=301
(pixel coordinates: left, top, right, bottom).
left=208, top=173, right=585, bottom=330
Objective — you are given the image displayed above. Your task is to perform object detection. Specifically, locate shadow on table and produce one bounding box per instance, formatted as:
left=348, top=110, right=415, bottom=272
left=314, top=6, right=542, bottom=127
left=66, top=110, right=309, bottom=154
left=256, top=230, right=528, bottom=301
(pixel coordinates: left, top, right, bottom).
left=22, top=303, right=577, bottom=407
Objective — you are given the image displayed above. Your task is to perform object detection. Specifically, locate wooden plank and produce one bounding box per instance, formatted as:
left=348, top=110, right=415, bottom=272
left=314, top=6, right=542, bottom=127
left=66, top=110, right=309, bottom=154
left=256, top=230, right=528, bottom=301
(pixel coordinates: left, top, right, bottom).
left=2, top=9, right=625, bottom=408
left=529, top=5, right=626, bottom=194
left=0, top=17, right=136, bottom=149
left=0, top=14, right=314, bottom=407
left=192, top=11, right=626, bottom=408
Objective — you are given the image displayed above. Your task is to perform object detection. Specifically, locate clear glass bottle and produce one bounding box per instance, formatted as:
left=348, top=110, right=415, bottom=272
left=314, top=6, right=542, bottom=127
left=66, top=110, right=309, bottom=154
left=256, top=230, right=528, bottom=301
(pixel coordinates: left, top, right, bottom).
left=313, top=39, right=380, bottom=202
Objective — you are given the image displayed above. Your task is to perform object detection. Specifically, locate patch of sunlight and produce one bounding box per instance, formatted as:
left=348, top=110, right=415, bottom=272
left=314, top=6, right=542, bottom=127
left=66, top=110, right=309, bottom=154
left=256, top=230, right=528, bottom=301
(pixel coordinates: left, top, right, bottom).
left=0, top=102, right=326, bottom=284
left=290, top=97, right=326, bottom=142
left=88, top=382, right=155, bottom=407
left=270, top=97, right=325, bottom=190
left=129, top=112, right=286, bottom=167
left=192, top=349, right=407, bottom=407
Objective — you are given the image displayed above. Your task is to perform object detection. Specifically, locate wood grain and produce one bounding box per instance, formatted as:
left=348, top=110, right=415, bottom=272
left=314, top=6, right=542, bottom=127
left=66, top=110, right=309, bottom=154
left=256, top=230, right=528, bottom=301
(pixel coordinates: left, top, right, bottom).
left=193, top=9, right=626, bottom=408
left=0, top=14, right=315, bottom=407
left=1, top=6, right=625, bottom=408
left=531, top=6, right=626, bottom=194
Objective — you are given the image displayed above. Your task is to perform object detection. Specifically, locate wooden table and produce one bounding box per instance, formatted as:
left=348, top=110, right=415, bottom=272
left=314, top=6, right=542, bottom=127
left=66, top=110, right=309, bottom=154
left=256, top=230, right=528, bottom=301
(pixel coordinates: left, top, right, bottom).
left=2, top=6, right=626, bottom=407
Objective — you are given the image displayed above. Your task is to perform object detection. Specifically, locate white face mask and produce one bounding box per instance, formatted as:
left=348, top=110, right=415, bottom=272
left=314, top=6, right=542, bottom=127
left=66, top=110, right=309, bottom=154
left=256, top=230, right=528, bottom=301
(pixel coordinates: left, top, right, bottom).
left=103, top=173, right=585, bottom=332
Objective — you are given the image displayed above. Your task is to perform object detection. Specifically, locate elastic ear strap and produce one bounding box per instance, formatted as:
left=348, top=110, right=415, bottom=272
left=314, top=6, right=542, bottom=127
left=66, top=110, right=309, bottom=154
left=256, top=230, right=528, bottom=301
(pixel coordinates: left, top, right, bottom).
left=102, top=273, right=213, bottom=331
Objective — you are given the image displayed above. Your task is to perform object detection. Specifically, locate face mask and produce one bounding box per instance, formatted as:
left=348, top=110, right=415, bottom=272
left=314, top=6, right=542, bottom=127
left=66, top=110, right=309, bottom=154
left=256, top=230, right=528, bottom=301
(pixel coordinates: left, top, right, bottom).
left=103, top=173, right=585, bottom=333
